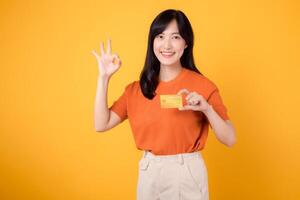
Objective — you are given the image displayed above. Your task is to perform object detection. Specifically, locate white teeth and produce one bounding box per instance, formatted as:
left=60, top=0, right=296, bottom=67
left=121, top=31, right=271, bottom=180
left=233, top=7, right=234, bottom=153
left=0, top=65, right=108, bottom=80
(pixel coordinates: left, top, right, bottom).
left=161, top=52, right=175, bottom=55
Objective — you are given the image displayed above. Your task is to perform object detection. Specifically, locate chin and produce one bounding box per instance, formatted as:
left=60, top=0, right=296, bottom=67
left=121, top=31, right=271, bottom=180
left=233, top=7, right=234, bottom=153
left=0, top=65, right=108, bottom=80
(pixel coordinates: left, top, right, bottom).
left=158, top=58, right=178, bottom=66
left=159, top=62, right=176, bottom=66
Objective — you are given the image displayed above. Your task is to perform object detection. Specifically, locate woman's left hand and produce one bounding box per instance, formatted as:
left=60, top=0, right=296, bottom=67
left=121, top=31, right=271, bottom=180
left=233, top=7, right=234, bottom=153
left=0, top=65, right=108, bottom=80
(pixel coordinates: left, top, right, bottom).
left=177, top=88, right=211, bottom=113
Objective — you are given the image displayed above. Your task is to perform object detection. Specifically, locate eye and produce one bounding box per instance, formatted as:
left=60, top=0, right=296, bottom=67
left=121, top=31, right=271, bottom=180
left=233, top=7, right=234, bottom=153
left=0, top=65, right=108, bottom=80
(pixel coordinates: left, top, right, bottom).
left=156, top=34, right=164, bottom=39
left=173, top=36, right=181, bottom=39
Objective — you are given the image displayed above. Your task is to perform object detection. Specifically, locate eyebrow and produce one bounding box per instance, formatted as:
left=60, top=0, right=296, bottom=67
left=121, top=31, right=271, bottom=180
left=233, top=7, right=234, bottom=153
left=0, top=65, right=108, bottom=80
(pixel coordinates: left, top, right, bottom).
left=161, top=32, right=180, bottom=35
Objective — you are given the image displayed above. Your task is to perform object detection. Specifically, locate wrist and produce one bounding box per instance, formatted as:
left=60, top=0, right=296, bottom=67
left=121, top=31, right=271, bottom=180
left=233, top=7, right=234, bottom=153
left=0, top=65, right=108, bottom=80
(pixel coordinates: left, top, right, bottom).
left=97, top=75, right=110, bottom=82
left=203, top=104, right=213, bottom=116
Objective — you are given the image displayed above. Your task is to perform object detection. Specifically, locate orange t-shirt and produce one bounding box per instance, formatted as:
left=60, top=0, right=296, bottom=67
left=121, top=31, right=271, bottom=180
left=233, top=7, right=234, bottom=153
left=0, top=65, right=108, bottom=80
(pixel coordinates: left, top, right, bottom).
left=109, top=67, right=230, bottom=155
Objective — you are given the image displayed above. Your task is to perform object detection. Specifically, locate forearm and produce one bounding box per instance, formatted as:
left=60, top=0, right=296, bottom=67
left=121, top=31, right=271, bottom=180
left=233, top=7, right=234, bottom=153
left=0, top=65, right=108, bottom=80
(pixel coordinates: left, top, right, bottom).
left=203, top=105, right=236, bottom=147
left=94, top=77, right=110, bottom=131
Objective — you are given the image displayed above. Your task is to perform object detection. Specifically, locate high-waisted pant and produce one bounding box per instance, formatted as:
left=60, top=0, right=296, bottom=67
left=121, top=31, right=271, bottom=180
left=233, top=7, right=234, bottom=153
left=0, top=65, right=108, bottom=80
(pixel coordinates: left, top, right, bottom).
left=136, top=150, right=209, bottom=200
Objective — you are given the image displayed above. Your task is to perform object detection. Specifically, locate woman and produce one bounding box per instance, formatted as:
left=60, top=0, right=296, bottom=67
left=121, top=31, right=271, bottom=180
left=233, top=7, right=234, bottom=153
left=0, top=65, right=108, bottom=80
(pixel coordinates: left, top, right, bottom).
left=92, top=9, right=236, bottom=200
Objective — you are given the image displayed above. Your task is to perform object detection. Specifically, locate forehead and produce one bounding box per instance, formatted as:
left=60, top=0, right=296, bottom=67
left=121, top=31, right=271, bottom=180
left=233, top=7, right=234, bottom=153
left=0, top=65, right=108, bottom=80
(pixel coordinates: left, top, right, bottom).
left=162, top=20, right=179, bottom=34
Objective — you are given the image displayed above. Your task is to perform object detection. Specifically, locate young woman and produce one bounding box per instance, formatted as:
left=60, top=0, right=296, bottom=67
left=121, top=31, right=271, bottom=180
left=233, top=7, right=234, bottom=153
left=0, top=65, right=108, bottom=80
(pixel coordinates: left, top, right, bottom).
left=93, top=9, right=236, bottom=200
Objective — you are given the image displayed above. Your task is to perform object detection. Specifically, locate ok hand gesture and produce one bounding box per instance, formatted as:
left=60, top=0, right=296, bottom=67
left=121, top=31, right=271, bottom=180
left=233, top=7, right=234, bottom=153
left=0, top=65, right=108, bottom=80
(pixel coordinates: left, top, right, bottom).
left=92, top=38, right=122, bottom=79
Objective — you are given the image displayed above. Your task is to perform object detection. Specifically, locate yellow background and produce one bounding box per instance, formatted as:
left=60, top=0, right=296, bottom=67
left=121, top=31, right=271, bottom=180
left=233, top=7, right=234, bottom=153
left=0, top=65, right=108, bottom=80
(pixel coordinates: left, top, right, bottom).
left=1, top=0, right=299, bottom=199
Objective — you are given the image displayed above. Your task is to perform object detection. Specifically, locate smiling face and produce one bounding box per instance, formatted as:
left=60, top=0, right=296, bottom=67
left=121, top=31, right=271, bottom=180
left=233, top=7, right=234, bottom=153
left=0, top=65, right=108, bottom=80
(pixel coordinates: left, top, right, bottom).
left=153, top=19, right=187, bottom=67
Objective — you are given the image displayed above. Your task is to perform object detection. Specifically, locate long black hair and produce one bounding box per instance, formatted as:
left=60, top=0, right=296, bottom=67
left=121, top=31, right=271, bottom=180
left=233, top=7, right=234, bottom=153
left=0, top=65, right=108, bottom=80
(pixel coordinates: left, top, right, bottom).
left=139, top=9, right=203, bottom=100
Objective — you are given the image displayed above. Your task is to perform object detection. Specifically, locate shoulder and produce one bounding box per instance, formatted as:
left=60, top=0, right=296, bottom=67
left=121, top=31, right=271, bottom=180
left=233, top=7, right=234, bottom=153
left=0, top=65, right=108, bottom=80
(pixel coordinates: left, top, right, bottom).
left=184, top=68, right=218, bottom=91
left=124, top=80, right=140, bottom=94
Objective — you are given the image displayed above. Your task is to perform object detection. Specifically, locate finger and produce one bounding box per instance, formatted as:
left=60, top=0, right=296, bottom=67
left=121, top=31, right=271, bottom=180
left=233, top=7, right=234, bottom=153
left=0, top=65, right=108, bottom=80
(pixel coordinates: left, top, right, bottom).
left=107, top=38, right=111, bottom=54
left=117, top=58, right=122, bottom=66
left=91, top=50, right=100, bottom=59
left=185, top=91, right=196, bottom=101
left=117, top=57, right=122, bottom=66
left=111, top=54, right=121, bottom=66
left=177, top=88, right=190, bottom=95
left=100, top=41, right=105, bottom=55
left=115, top=53, right=121, bottom=65
left=111, top=54, right=117, bottom=64
left=113, top=53, right=120, bottom=60
left=187, top=96, right=201, bottom=104
left=178, top=105, right=196, bottom=111
left=187, top=99, right=200, bottom=105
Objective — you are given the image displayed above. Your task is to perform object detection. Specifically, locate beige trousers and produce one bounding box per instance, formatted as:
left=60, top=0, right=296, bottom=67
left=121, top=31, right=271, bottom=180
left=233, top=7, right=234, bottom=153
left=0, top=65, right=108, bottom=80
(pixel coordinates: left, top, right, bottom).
left=136, top=150, right=209, bottom=200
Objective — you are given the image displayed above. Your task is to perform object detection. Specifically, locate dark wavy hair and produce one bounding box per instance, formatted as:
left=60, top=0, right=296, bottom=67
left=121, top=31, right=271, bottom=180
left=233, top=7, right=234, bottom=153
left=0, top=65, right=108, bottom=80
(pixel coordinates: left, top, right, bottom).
left=139, top=9, right=203, bottom=100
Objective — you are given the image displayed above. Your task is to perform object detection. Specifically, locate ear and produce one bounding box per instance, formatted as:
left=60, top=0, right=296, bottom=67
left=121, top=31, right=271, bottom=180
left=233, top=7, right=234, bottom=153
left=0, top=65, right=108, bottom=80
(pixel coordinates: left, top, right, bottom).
left=184, top=44, right=188, bottom=49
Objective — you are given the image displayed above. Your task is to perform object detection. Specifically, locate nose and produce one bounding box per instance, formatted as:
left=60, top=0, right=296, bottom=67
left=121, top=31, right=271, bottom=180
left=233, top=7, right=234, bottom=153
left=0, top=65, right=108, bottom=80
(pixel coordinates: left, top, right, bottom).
left=163, top=38, right=172, bottom=49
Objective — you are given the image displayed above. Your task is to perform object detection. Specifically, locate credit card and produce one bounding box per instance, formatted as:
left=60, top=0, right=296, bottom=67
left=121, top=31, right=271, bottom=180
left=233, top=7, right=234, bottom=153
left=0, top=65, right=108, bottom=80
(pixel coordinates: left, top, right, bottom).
left=160, top=95, right=183, bottom=108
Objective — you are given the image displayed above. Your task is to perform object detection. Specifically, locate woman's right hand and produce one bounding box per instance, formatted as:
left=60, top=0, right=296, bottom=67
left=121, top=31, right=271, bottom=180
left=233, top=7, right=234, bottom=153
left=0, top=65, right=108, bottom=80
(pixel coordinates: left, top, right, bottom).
left=92, top=38, right=122, bottom=79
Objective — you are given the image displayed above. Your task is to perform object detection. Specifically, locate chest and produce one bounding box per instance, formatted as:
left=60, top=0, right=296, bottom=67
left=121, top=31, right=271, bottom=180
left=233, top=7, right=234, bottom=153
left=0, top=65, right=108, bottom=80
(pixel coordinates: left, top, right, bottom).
left=127, top=91, right=205, bottom=128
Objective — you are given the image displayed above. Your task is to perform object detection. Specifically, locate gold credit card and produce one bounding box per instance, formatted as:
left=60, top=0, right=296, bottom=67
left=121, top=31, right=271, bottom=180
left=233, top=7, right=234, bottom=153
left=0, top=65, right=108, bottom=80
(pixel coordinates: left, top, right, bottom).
left=160, top=95, right=183, bottom=108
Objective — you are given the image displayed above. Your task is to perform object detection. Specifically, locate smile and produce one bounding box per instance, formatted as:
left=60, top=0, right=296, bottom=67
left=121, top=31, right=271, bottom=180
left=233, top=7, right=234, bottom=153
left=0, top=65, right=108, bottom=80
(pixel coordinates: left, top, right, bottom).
left=161, top=51, right=175, bottom=58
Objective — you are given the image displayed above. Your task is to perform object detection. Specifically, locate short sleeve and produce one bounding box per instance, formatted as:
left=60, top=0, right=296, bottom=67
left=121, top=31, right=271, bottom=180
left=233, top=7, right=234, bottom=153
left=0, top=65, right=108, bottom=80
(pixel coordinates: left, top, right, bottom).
left=207, top=87, right=230, bottom=121
left=109, top=86, right=128, bottom=122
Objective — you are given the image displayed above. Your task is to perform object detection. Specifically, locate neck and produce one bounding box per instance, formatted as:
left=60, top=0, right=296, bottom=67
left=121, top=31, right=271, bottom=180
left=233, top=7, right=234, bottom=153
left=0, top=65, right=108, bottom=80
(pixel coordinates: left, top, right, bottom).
left=159, top=62, right=183, bottom=82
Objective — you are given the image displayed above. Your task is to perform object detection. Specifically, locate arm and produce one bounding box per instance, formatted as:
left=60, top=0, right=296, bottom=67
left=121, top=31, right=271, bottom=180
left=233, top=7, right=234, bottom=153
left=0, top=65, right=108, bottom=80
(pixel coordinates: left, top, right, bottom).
left=203, top=105, right=236, bottom=147
left=177, top=88, right=237, bottom=147
left=92, top=38, right=123, bottom=132
left=94, top=77, right=122, bottom=132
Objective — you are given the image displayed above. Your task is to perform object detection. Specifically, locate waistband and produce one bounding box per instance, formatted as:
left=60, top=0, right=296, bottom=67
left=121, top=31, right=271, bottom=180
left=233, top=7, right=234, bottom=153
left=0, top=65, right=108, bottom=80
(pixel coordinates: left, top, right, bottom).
left=142, top=150, right=202, bottom=165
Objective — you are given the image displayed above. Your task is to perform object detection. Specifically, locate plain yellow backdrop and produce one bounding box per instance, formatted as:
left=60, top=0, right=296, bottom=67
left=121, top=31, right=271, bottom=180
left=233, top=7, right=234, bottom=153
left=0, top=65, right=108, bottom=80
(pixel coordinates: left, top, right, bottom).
left=1, top=0, right=299, bottom=199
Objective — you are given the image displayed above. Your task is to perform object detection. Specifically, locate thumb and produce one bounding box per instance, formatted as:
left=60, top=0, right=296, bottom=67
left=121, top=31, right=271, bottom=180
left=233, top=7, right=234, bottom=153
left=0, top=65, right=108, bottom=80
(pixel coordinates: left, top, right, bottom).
left=177, top=88, right=190, bottom=106
left=177, top=88, right=190, bottom=95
